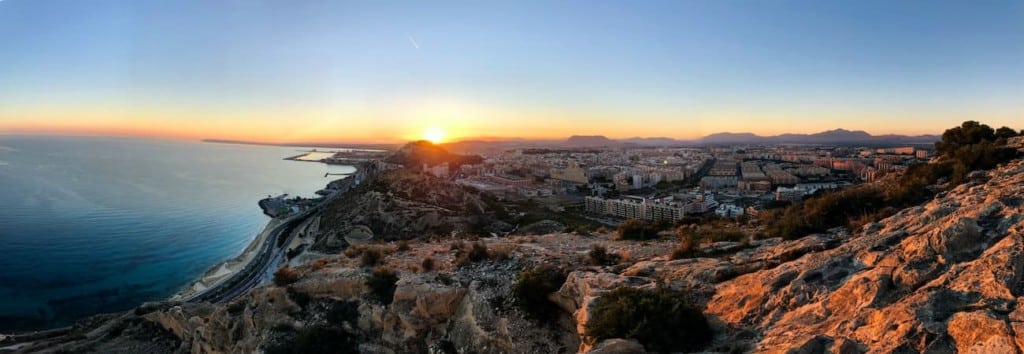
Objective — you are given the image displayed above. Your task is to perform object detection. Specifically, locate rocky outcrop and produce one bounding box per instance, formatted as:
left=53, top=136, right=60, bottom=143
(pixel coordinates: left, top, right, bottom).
left=551, top=271, right=654, bottom=352
left=704, top=160, right=1024, bottom=352
left=13, top=159, right=1024, bottom=353
left=315, top=169, right=509, bottom=249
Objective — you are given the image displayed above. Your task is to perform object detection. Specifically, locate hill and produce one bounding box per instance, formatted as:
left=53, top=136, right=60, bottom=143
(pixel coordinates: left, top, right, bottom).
left=385, top=140, right=483, bottom=168
left=564, top=135, right=618, bottom=147
left=13, top=158, right=1024, bottom=353
left=699, top=129, right=938, bottom=145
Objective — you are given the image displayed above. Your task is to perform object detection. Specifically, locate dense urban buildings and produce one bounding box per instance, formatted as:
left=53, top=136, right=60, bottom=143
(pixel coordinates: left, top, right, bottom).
left=443, top=143, right=933, bottom=222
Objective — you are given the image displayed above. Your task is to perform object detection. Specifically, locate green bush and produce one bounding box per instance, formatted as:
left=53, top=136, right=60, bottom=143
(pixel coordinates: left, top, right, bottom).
left=585, top=287, right=712, bottom=353
left=512, top=265, right=567, bottom=319
left=366, top=267, right=399, bottom=305
left=616, top=219, right=668, bottom=241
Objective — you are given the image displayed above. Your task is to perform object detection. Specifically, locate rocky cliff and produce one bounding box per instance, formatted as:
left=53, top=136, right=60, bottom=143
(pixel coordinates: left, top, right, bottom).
left=7, top=160, right=1024, bottom=353
left=705, top=159, right=1024, bottom=353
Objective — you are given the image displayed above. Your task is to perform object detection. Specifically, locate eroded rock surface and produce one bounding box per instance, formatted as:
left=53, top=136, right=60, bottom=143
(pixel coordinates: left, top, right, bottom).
left=9, top=160, right=1024, bottom=353
left=704, top=161, right=1024, bottom=353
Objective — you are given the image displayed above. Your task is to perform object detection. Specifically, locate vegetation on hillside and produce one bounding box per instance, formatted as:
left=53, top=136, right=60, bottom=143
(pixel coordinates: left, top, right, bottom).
left=585, top=287, right=712, bottom=353
left=615, top=219, right=671, bottom=240
left=385, top=140, right=484, bottom=169
left=512, top=265, right=567, bottom=319
left=762, top=121, right=1020, bottom=239
left=273, top=266, right=302, bottom=286
left=366, top=267, right=399, bottom=305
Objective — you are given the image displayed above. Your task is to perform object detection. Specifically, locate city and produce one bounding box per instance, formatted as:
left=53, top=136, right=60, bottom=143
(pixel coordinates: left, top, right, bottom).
left=2, top=1, right=1023, bottom=353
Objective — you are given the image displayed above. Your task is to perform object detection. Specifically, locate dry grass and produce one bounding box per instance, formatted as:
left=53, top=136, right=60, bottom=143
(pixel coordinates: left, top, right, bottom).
left=273, top=266, right=302, bottom=286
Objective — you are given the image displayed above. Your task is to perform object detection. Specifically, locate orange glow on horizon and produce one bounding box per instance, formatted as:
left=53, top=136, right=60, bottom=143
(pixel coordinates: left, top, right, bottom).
left=422, top=128, right=446, bottom=144
left=3, top=104, right=1016, bottom=144
left=0, top=117, right=956, bottom=143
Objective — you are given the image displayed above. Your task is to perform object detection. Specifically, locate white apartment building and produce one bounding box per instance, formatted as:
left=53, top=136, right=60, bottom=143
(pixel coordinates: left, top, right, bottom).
left=585, top=196, right=686, bottom=222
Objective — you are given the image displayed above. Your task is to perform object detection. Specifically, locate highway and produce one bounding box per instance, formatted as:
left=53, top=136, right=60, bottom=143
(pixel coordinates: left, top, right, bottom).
left=186, top=194, right=321, bottom=303
left=186, top=164, right=373, bottom=304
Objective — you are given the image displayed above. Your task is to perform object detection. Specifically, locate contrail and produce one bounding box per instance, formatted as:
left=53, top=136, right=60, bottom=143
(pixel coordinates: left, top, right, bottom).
left=408, top=35, right=420, bottom=50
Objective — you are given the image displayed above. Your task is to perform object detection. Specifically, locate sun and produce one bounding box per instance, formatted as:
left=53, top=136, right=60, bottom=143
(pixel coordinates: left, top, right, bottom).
left=423, top=128, right=446, bottom=144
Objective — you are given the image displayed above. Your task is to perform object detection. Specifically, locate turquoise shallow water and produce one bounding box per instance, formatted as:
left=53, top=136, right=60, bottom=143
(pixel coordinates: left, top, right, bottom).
left=0, top=136, right=354, bottom=331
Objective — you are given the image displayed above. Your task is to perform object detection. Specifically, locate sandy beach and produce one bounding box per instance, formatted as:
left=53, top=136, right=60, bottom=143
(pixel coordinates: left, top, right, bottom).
left=170, top=217, right=285, bottom=301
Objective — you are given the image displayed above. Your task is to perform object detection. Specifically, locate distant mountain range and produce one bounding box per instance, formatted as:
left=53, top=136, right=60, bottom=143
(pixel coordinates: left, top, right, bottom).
left=204, top=129, right=940, bottom=153
left=695, top=129, right=939, bottom=145
left=554, top=129, right=938, bottom=148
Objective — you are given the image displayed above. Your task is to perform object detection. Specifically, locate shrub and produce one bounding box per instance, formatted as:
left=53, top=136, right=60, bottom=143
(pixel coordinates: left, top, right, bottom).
left=588, top=245, right=619, bottom=266
left=310, top=258, right=331, bottom=270
left=616, top=219, right=667, bottom=241
left=421, top=257, right=435, bottom=272
left=585, top=287, right=712, bottom=353
left=273, top=266, right=302, bottom=286
left=265, top=325, right=357, bottom=354
left=366, top=267, right=399, bottom=305
left=450, top=240, right=466, bottom=251
left=343, top=245, right=363, bottom=258
left=396, top=240, right=411, bottom=252
left=489, top=244, right=513, bottom=261
left=360, top=248, right=384, bottom=267
left=670, top=237, right=696, bottom=260
left=512, top=266, right=567, bottom=319
left=455, top=242, right=490, bottom=267
left=437, top=273, right=454, bottom=285
left=936, top=120, right=996, bottom=156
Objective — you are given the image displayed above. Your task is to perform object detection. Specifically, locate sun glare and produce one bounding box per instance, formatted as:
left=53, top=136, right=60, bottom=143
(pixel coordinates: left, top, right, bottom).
left=423, top=128, right=446, bottom=144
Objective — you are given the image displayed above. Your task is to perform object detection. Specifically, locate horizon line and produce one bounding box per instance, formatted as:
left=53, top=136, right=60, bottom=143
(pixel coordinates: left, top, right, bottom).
left=1, top=125, right=947, bottom=146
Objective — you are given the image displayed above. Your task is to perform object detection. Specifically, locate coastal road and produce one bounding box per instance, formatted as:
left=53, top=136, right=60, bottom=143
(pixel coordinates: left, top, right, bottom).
left=186, top=205, right=314, bottom=303
left=186, top=164, right=374, bottom=304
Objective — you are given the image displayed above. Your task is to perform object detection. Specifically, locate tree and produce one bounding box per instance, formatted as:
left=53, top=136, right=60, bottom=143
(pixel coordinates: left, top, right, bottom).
left=935, top=121, right=996, bottom=157
left=996, top=126, right=1019, bottom=139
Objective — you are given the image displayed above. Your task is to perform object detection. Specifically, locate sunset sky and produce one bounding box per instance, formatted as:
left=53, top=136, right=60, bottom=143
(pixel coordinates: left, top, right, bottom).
left=1, top=0, right=1022, bottom=143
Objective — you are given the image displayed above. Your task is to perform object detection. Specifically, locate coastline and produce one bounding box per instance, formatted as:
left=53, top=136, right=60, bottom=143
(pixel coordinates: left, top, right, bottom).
left=170, top=163, right=366, bottom=302
left=169, top=217, right=285, bottom=301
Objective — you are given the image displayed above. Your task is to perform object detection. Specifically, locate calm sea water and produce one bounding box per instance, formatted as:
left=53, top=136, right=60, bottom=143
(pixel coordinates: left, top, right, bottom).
left=0, top=136, right=354, bottom=332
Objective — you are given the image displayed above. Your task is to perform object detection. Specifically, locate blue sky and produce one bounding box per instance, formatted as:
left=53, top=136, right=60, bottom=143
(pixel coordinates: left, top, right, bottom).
left=1, top=0, right=1021, bottom=141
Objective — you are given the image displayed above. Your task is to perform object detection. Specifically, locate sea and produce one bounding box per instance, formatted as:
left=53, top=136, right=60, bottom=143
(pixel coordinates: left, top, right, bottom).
left=0, top=136, right=355, bottom=332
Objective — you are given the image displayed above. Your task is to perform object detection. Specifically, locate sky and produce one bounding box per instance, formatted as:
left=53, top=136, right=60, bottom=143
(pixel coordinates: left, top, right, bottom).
left=0, top=0, right=1022, bottom=143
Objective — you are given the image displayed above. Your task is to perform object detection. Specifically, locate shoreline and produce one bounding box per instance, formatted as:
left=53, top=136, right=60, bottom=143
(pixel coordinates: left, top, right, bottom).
left=169, top=216, right=285, bottom=301
left=0, top=162, right=365, bottom=337
left=171, top=164, right=366, bottom=302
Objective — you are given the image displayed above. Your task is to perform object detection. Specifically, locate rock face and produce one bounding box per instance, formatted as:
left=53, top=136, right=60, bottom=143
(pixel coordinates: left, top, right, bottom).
left=704, top=160, right=1024, bottom=352
left=10, top=160, right=1024, bottom=353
